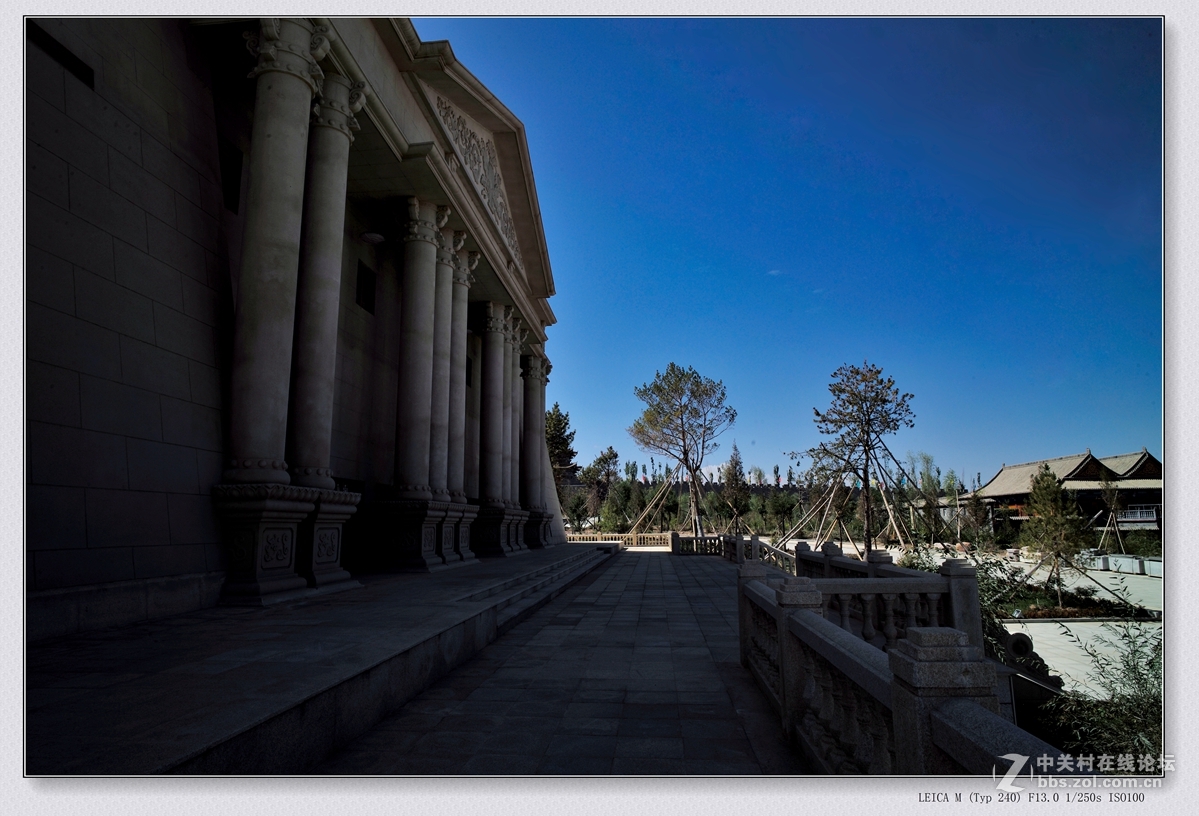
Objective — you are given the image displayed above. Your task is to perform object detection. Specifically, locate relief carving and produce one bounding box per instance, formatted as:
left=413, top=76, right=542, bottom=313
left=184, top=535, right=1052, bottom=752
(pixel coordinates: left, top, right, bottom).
left=315, top=527, right=340, bottom=562
left=435, top=96, right=524, bottom=270
left=261, top=528, right=294, bottom=567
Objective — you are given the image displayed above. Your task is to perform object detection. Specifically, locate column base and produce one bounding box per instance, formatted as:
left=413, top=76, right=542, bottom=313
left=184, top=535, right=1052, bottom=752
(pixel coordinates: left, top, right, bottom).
left=375, top=500, right=454, bottom=572
left=524, top=510, right=549, bottom=549
left=508, top=509, right=530, bottom=551
left=297, top=489, right=364, bottom=589
left=471, top=505, right=531, bottom=557
left=212, top=483, right=320, bottom=602
left=443, top=504, right=480, bottom=565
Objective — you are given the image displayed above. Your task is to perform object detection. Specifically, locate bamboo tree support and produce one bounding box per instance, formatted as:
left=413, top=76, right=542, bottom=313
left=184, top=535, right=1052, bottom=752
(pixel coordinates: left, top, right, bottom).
left=628, top=465, right=676, bottom=534
left=839, top=519, right=864, bottom=559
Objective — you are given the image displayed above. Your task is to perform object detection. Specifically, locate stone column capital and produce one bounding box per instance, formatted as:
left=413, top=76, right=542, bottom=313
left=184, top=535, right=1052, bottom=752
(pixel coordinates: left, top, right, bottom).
left=403, top=196, right=439, bottom=245
left=311, top=73, right=369, bottom=142
left=484, top=314, right=506, bottom=333
left=452, top=231, right=467, bottom=252
left=436, top=205, right=452, bottom=228
left=467, top=251, right=480, bottom=271
left=436, top=228, right=457, bottom=265
left=521, top=356, right=547, bottom=383
left=244, top=18, right=331, bottom=96
left=452, top=259, right=475, bottom=288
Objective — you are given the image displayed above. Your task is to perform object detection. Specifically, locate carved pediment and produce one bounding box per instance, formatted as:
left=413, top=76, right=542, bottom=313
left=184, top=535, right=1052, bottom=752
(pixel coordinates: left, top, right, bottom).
left=432, top=92, right=524, bottom=271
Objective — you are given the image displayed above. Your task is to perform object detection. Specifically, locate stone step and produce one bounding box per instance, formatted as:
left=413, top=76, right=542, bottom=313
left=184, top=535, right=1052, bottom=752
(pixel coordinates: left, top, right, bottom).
left=494, top=550, right=613, bottom=629
left=458, top=546, right=605, bottom=602
left=25, top=545, right=616, bottom=775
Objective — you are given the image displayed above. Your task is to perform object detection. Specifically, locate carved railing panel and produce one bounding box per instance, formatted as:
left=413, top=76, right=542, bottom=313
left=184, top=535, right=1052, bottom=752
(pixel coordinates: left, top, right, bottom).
left=786, top=608, right=895, bottom=774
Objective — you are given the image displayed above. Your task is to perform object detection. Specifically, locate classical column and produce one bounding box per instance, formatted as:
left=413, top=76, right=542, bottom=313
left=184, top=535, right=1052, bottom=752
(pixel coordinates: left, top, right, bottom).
left=464, top=329, right=482, bottom=500
left=225, top=18, right=331, bottom=485
left=521, top=356, right=544, bottom=511
left=392, top=197, right=441, bottom=500
left=285, top=72, right=368, bottom=589
left=288, top=73, right=368, bottom=489
left=214, top=19, right=333, bottom=603
left=540, top=359, right=565, bottom=545
left=428, top=213, right=455, bottom=503
left=447, top=242, right=475, bottom=503
left=537, top=360, right=549, bottom=508
left=478, top=302, right=507, bottom=508
left=500, top=311, right=516, bottom=506
left=510, top=329, right=525, bottom=507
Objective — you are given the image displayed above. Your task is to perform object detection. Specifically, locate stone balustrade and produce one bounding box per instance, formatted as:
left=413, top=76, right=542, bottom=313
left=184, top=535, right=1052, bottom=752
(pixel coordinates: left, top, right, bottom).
left=692, top=535, right=987, bottom=653
left=564, top=532, right=672, bottom=548
left=737, top=563, right=1068, bottom=775
left=674, top=534, right=725, bottom=555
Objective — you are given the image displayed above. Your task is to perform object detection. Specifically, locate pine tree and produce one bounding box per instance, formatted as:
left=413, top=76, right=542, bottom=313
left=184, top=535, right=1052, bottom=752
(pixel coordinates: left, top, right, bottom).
left=628, top=363, right=736, bottom=536
left=545, top=403, right=578, bottom=506
left=1018, top=464, right=1091, bottom=607
left=810, top=361, right=914, bottom=554
left=721, top=442, right=751, bottom=532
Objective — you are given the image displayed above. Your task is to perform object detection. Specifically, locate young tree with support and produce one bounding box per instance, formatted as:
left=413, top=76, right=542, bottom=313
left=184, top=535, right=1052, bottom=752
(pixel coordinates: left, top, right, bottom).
left=1017, top=464, right=1092, bottom=608
left=628, top=363, right=736, bottom=537
left=808, top=361, right=914, bottom=556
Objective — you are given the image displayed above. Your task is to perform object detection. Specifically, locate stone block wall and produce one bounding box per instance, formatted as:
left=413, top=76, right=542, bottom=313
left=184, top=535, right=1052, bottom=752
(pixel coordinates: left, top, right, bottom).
left=26, top=19, right=232, bottom=636
left=329, top=203, right=401, bottom=490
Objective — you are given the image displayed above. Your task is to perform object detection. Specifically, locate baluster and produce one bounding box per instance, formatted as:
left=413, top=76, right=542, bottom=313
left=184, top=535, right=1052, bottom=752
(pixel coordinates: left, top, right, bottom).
left=838, top=594, right=853, bottom=632
left=881, top=593, right=898, bottom=650
left=925, top=592, right=941, bottom=627
left=860, top=593, right=876, bottom=643
left=822, top=592, right=834, bottom=622
left=902, top=593, right=920, bottom=632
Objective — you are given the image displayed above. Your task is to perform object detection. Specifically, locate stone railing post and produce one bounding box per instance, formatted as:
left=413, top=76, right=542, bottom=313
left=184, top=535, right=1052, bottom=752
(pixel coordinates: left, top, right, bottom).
left=821, top=541, right=842, bottom=577
left=939, top=558, right=985, bottom=650
left=775, top=578, right=824, bottom=741
left=888, top=627, right=999, bottom=774
left=738, top=562, right=768, bottom=669
left=866, top=549, right=893, bottom=577
left=670, top=531, right=681, bottom=555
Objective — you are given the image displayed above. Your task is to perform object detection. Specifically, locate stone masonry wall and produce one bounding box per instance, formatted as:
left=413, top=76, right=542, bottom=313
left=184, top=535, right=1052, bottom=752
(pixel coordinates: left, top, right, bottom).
left=26, top=20, right=230, bottom=619
left=329, top=203, right=400, bottom=489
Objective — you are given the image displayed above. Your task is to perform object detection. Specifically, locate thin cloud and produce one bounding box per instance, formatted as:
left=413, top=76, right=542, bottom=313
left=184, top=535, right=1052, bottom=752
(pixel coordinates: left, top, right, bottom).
left=766, top=269, right=783, bottom=276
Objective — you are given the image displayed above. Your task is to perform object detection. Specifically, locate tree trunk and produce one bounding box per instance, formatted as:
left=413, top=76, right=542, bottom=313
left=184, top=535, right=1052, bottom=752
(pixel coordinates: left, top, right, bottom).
left=861, top=455, right=872, bottom=555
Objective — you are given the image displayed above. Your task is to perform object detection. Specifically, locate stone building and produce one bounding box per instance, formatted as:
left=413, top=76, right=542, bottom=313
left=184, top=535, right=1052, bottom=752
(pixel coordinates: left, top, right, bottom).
left=26, top=17, right=567, bottom=641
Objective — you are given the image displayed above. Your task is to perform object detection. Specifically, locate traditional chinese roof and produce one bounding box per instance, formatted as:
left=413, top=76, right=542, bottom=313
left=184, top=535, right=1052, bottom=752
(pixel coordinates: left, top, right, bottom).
left=973, top=449, right=1161, bottom=500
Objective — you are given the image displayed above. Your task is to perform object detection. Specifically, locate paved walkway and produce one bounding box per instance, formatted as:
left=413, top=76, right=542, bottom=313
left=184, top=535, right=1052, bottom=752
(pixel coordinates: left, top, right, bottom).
left=316, top=553, right=809, bottom=775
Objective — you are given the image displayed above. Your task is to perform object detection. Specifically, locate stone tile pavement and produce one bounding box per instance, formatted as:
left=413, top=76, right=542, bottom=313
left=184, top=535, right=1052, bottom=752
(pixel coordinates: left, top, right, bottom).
left=315, top=553, right=810, bottom=775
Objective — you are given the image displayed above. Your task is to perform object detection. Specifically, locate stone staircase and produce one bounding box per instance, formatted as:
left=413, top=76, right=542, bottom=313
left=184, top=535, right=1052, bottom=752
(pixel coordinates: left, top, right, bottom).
left=26, top=545, right=618, bottom=775
left=459, top=545, right=615, bottom=629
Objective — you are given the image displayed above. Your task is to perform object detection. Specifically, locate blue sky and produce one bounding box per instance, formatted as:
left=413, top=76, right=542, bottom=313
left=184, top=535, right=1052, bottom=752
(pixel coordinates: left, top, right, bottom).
left=413, top=17, right=1163, bottom=488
